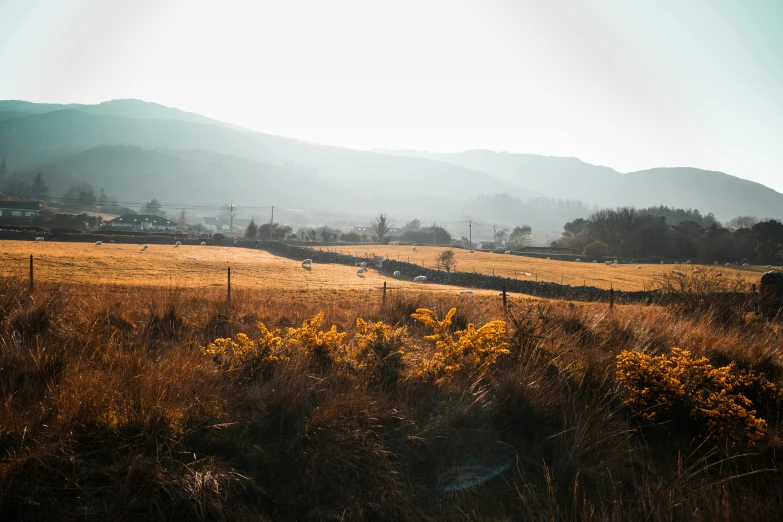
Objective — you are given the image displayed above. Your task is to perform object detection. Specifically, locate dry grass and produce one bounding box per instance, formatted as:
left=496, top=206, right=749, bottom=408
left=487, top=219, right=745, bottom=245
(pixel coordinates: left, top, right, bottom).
left=2, top=257, right=783, bottom=520
left=333, top=244, right=769, bottom=290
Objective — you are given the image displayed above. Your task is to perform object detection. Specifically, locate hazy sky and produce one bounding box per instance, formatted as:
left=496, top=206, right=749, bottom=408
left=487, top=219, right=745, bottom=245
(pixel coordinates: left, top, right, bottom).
left=1, top=0, right=782, bottom=190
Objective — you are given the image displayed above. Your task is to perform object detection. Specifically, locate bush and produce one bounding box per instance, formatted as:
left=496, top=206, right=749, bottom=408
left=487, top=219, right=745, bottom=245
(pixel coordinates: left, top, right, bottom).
left=435, top=250, right=457, bottom=272
left=286, top=312, right=347, bottom=368
left=203, top=323, right=289, bottom=382
left=354, top=318, right=407, bottom=385
left=412, top=307, right=508, bottom=378
left=616, top=348, right=776, bottom=445
left=583, top=241, right=610, bottom=261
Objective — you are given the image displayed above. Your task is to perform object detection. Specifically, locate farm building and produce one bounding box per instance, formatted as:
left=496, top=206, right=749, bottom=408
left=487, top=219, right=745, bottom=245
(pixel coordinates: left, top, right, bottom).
left=106, top=214, right=178, bottom=231
left=204, top=217, right=231, bottom=231
left=0, top=200, right=40, bottom=222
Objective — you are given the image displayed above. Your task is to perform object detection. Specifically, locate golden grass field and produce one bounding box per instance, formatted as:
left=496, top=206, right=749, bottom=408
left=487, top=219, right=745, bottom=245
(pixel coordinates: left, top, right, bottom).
left=0, top=240, right=771, bottom=294
left=328, top=244, right=771, bottom=290
left=0, top=240, right=506, bottom=298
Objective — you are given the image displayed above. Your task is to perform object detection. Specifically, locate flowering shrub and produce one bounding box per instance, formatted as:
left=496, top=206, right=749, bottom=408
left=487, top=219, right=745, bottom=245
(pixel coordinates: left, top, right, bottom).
left=411, top=307, right=509, bottom=377
left=203, top=323, right=288, bottom=382
left=616, top=348, right=776, bottom=445
left=286, top=312, right=347, bottom=367
left=355, top=318, right=408, bottom=385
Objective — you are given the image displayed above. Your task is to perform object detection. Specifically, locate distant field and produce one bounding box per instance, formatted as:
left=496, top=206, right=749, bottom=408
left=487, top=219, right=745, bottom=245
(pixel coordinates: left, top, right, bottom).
left=330, top=244, right=770, bottom=291
left=0, top=240, right=507, bottom=298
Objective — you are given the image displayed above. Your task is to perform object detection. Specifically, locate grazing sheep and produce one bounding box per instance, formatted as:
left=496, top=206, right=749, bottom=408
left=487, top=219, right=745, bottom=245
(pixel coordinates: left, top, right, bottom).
left=95, top=241, right=102, bottom=246
left=714, top=261, right=719, bottom=265
left=613, top=260, right=618, bottom=264
left=716, top=273, right=723, bottom=277
left=672, top=270, right=685, bottom=276
left=592, top=260, right=597, bottom=263
left=393, top=271, right=401, bottom=278
left=661, top=261, right=664, bottom=264
left=175, top=241, right=181, bottom=247
left=413, top=275, right=427, bottom=283
left=188, top=257, right=197, bottom=261
left=357, top=267, right=365, bottom=276
left=768, top=265, right=773, bottom=269
left=575, top=259, right=581, bottom=262
left=636, top=265, right=642, bottom=269
left=546, top=257, right=551, bottom=260
left=360, top=261, right=367, bottom=268
left=459, top=290, right=474, bottom=295
left=302, top=259, right=312, bottom=268
left=469, top=250, right=474, bottom=253
left=143, top=244, right=148, bottom=250
left=109, top=240, right=115, bottom=243
left=412, top=247, right=417, bottom=252
left=504, top=251, right=511, bottom=254
left=693, top=269, right=699, bottom=274
left=201, top=242, right=207, bottom=246
left=725, top=263, right=730, bottom=266
left=605, top=261, right=612, bottom=266
left=34, top=237, right=44, bottom=242
left=743, top=263, right=750, bottom=266
left=685, top=260, right=692, bottom=264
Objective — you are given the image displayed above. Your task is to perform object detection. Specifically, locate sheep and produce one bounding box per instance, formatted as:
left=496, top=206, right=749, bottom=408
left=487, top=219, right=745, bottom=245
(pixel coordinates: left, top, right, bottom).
left=109, top=240, right=115, bottom=243
left=605, top=261, right=612, bottom=266
left=504, top=251, right=511, bottom=255
left=412, top=247, right=417, bottom=252
left=143, top=244, right=148, bottom=250
left=714, top=261, right=718, bottom=265
left=685, top=260, right=692, bottom=264
left=359, top=261, right=367, bottom=268
left=413, top=275, right=427, bottom=283
left=95, top=241, right=102, bottom=246
left=301, top=259, right=312, bottom=268
left=693, top=269, right=699, bottom=274
left=188, top=257, right=197, bottom=261
left=575, top=259, right=581, bottom=262
left=34, top=237, right=44, bottom=242
left=357, top=267, right=365, bottom=277
left=743, top=263, right=750, bottom=266
left=201, top=242, right=207, bottom=246
left=725, top=263, right=730, bottom=266
left=768, top=265, right=773, bottom=269
left=613, top=260, right=618, bottom=264
left=636, top=265, right=642, bottom=269
left=672, top=270, right=685, bottom=276
left=459, top=290, right=474, bottom=295
left=175, top=241, right=181, bottom=247
left=592, top=260, right=597, bottom=263
left=469, top=250, right=474, bottom=253
left=716, top=273, right=723, bottom=277
left=546, top=257, right=551, bottom=260
left=393, top=270, right=401, bottom=278
left=661, top=261, right=664, bottom=264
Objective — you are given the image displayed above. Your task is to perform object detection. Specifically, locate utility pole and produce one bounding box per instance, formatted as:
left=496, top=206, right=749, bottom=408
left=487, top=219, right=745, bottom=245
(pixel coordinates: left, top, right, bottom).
left=433, top=222, right=436, bottom=245
left=469, top=220, right=472, bottom=249
left=270, top=206, right=274, bottom=239
left=229, top=204, right=235, bottom=233
left=493, top=225, right=496, bottom=247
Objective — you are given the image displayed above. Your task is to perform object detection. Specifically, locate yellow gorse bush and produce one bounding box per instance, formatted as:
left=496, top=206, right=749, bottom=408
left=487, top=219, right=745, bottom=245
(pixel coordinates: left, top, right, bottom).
left=203, top=323, right=289, bottom=381
left=286, top=312, right=347, bottom=366
left=616, top=348, right=775, bottom=445
left=355, top=318, right=408, bottom=384
left=411, top=307, right=509, bottom=376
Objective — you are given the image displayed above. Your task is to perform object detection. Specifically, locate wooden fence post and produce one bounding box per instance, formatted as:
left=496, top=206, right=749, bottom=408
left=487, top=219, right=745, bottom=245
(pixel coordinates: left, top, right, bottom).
left=502, top=285, right=507, bottom=310
left=29, top=254, right=33, bottom=290
left=383, top=281, right=387, bottom=304
left=227, top=266, right=231, bottom=303
left=609, top=288, right=614, bottom=310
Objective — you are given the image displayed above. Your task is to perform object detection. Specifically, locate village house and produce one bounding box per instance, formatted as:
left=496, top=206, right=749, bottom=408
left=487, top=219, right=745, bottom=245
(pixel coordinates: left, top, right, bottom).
left=106, top=214, right=178, bottom=231
left=0, top=200, right=40, bottom=222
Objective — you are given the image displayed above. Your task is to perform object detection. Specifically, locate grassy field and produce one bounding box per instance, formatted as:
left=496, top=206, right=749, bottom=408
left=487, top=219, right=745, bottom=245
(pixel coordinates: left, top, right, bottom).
left=329, top=244, right=771, bottom=290
left=0, top=240, right=504, bottom=298
left=2, top=270, right=783, bottom=521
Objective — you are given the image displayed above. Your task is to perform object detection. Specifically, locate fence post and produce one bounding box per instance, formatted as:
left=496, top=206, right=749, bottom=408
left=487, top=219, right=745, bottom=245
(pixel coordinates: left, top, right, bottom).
left=502, top=285, right=507, bottom=310
left=29, top=254, right=33, bottom=290
left=609, top=288, right=614, bottom=310
left=383, top=281, right=387, bottom=304
left=227, top=266, right=231, bottom=303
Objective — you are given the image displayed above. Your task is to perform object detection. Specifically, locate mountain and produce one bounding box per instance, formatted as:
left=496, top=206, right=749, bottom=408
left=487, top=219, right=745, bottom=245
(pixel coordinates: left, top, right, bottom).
left=383, top=149, right=783, bottom=221
left=0, top=99, right=781, bottom=224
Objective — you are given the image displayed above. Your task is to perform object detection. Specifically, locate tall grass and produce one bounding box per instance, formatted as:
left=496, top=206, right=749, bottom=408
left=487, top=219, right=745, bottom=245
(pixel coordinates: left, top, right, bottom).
left=2, top=278, right=783, bottom=520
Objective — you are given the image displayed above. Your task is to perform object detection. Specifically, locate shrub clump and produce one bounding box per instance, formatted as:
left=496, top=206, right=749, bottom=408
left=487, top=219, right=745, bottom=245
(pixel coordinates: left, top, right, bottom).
left=355, top=318, right=408, bottom=385
left=412, top=307, right=509, bottom=377
left=203, top=322, right=289, bottom=382
left=286, top=312, right=347, bottom=367
left=616, top=348, right=776, bottom=445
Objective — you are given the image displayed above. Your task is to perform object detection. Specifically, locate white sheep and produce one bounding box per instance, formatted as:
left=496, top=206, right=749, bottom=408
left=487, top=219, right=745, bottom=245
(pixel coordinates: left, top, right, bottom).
left=34, top=237, right=44, bottom=242
left=201, top=242, right=207, bottom=246
left=592, top=260, right=597, bottom=263
left=412, top=247, right=417, bottom=252
left=357, top=267, right=365, bottom=277
left=469, top=250, right=474, bottom=253
left=743, top=263, right=750, bottom=266
left=575, top=259, right=581, bottom=262
left=175, top=241, right=181, bottom=247
left=605, top=261, right=612, bottom=266
left=504, top=251, right=511, bottom=255
left=725, top=263, right=730, bottom=266
left=672, top=270, right=685, bottom=276
left=413, top=275, right=427, bottom=283
left=393, top=270, right=401, bottom=278
left=716, top=273, right=723, bottom=277
left=636, top=265, right=642, bottom=269
left=685, top=260, right=692, bottom=264
left=459, top=290, right=474, bottom=295
left=188, top=257, right=197, bottom=261
left=768, top=265, right=773, bottom=269
left=693, top=269, right=699, bottom=274
left=661, top=261, right=664, bottom=264
left=546, top=257, right=551, bottom=260
left=95, top=241, right=102, bottom=246
left=714, top=261, right=718, bottom=265
left=301, top=259, right=312, bottom=268
left=360, top=261, right=367, bottom=268
left=143, top=244, right=148, bottom=250
left=613, top=260, right=618, bottom=264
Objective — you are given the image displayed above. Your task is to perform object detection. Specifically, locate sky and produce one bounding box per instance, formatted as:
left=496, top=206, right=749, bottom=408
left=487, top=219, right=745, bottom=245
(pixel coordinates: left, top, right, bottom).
left=1, top=0, right=782, bottom=190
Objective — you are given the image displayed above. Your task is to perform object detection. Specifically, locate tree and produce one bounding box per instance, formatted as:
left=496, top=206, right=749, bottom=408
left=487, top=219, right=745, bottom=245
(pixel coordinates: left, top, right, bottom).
left=727, top=216, right=758, bottom=232
left=258, top=223, right=292, bottom=240
left=403, top=218, right=421, bottom=233
left=372, top=213, right=393, bottom=244
left=435, top=250, right=457, bottom=272
left=583, top=241, right=610, bottom=261
left=340, top=231, right=361, bottom=242
left=495, top=228, right=509, bottom=245
left=30, top=173, right=49, bottom=198
left=143, top=198, right=166, bottom=217
left=63, top=183, right=96, bottom=210
left=245, top=218, right=258, bottom=238
left=177, top=208, right=187, bottom=226
left=318, top=226, right=338, bottom=242
left=508, top=225, right=532, bottom=246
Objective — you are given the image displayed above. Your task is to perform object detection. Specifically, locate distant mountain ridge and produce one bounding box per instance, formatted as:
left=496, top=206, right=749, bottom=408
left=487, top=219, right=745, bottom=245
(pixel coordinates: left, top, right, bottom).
left=0, top=99, right=780, bottom=223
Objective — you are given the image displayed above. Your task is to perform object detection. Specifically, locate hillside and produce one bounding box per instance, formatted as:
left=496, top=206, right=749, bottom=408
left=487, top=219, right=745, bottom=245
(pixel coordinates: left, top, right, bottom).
left=384, top=149, right=783, bottom=221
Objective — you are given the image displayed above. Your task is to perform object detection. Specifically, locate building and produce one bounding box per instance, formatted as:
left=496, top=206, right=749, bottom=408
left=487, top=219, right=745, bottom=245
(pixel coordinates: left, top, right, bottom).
left=106, top=214, right=178, bottom=231
left=0, top=200, right=40, bottom=221
left=204, top=217, right=230, bottom=231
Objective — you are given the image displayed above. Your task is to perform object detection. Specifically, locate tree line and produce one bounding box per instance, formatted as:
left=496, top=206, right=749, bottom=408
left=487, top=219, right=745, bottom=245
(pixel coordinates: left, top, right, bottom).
left=556, top=206, right=783, bottom=264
